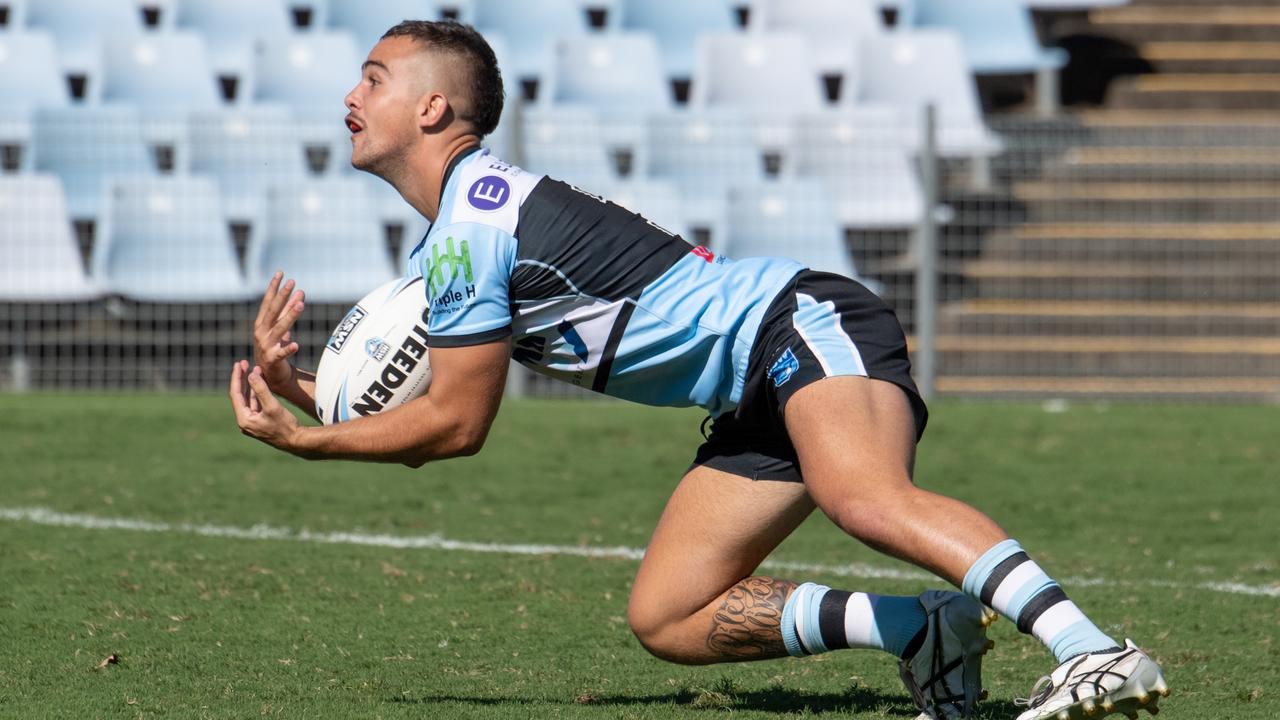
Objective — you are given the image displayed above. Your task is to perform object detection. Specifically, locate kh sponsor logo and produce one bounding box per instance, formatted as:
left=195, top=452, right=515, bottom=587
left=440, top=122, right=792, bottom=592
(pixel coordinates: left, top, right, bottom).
left=349, top=306, right=432, bottom=417
left=326, top=305, right=367, bottom=353
left=768, top=347, right=800, bottom=388
left=468, top=176, right=510, bottom=211
left=364, top=337, right=391, bottom=361
left=424, top=236, right=473, bottom=296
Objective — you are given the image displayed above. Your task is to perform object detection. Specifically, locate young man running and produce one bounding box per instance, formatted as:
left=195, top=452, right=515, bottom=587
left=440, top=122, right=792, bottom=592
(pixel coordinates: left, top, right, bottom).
left=230, top=20, right=1168, bottom=720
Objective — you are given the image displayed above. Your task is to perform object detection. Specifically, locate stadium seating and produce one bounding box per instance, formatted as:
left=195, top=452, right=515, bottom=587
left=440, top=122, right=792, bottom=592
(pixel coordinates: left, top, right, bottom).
left=0, top=175, right=101, bottom=301
left=617, top=0, right=738, bottom=82
left=0, top=31, right=70, bottom=109
left=472, top=0, right=587, bottom=91
left=914, top=0, right=1067, bottom=115
left=254, top=31, right=361, bottom=112
left=726, top=180, right=863, bottom=282
left=175, top=0, right=296, bottom=104
left=748, top=0, right=886, bottom=83
left=102, top=33, right=222, bottom=112
left=521, top=107, right=614, bottom=189
left=795, top=108, right=926, bottom=229
left=26, top=0, right=146, bottom=103
left=250, top=178, right=396, bottom=303
left=94, top=176, right=252, bottom=301
left=542, top=33, right=670, bottom=114
left=328, top=0, right=470, bottom=54
left=690, top=33, right=826, bottom=113
left=856, top=30, right=1003, bottom=163
left=646, top=110, right=768, bottom=189
left=188, top=105, right=310, bottom=224
left=34, top=106, right=159, bottom=221
left=1, top=0, right=27, bottom=30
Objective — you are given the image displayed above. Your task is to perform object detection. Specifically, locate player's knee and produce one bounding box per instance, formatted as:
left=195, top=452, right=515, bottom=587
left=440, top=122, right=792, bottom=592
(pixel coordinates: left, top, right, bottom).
left=626, top=600, right=701, bottom=665
left=824, top=478, right=919, bottom=545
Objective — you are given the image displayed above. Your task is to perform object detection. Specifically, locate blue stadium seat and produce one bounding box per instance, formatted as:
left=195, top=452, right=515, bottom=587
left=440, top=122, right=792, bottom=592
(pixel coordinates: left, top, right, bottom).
left=522, top=106, right=614, bottom=189
left=915, top=0, right=1066, bottom=76
left=618, top=0, right=737, bottom=80
left=646, top=110, right=767, bottom=189
left=543, top=32, right=671, bottom=114
left=188, top=105, right=310, bottom=224
left=26, top=0, right=144, bottom=102
left=749, top=0, right=885, bottom=79
left=0, top=32, right=70, bottom=109
left=328, top=0, right=471, bottom=54
left=690, top=33, right=825, bottom=113
left=856, top=30, right=1003, bottom=161
left=94, top=176, right=252, bottom=301
left=175, top=0, right=295, bottom=104
left=472, top=0, right=587, bottom=87
left=102, top=33, right=222, bottom=112
left=34, top=106, right=157, bottom=220
left=250, top=178, right=396, bottom=303
left=727, top=180, right=864, bottom=282
left=795, top=109, right=925, bottom=229
left=254, top=32, right=361, bottom=113
left=0, top=108, right=33, bottom=173
left=0, top=175, right=101, bottom=300
left=1, top=0, right=27, bottom=31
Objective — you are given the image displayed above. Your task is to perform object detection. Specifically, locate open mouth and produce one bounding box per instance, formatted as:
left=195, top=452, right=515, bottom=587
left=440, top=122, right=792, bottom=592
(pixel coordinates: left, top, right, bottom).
left=345, top=116, right=363, bottom=134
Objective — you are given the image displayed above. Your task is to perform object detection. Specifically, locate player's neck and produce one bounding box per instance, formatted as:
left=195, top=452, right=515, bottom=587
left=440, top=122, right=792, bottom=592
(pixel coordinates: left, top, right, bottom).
left=399, top=135, right=481, bottom=222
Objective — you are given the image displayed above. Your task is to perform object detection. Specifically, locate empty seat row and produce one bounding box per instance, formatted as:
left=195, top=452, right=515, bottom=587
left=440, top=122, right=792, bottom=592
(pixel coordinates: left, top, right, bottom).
left=0, top=173, right=883, bottom=303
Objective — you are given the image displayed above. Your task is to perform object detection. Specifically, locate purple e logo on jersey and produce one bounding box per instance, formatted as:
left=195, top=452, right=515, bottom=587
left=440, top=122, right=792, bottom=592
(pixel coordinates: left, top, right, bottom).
left=468, top=176, right=510, bottom=212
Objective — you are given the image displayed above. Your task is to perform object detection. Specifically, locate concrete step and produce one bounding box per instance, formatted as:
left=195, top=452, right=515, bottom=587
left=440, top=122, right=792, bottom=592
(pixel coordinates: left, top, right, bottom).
left=1130, top=0, right=1280, bottom=8
left=1014, top=183, right=1280, bottom=222
left=935, top=375, right=1280, bottom=400
left=936, top=335, right=1280, bottom=376
left=1091, top=6, right=1280, bottom=43
left=1141, top=42, right=1280, bottom=74
left=1078, top=112, right=1280, bottom=148
left=965, top=259, right=1280, bottom=301
left=1043, top=147, right=1280, bottom=182
left=941, top=299, right=1280, bottom=337
left=1108, top=73, right=1280, bottom=110
left=984, top=222, right=1280, bottom=262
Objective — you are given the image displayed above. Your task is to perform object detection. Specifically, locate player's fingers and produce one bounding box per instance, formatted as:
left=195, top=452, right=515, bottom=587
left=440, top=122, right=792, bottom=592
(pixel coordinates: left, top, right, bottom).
left=269, top=297, right=305, bottom=340
left=274, top=289, right=305, bottom=324
left=229, top=360, right=248, bottom=418
left=247, top=366, right=282, bottom=411
left=254, top=272, right=283, bottom=327
left=258, top=277, right=296, bottom=333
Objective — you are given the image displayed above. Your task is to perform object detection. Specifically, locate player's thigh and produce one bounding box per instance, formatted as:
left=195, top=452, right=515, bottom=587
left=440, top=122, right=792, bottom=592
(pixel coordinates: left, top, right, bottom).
left=628, top=464, right=814, bottom=631
left=783, top=375, right=919, bottom=512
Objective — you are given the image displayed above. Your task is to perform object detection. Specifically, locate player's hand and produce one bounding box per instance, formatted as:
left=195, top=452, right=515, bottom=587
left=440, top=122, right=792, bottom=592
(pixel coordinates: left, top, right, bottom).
left=230, top=360, right=302, bottom=452
left=253, top=272, right=306, bottom=390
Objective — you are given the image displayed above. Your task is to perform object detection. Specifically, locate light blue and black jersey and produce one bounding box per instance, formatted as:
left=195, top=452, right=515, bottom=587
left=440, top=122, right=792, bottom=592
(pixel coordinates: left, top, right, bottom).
left=407, top=148, right=805, bottom=416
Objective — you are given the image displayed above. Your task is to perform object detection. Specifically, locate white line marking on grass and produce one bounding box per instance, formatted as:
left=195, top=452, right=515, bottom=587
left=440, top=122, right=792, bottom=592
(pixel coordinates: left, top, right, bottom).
left=3, top=506, right=1278, bottom=598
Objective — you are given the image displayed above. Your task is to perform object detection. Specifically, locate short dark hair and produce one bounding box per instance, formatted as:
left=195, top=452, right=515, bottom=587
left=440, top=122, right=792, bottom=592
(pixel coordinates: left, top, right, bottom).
left=381, top=20, right=505, bottom=137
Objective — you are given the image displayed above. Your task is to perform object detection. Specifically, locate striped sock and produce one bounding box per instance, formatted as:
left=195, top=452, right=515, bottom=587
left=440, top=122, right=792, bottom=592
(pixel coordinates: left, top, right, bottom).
left=962, top=539, right=1119, bottom=662
left=781, top=582, right=927, bottom=659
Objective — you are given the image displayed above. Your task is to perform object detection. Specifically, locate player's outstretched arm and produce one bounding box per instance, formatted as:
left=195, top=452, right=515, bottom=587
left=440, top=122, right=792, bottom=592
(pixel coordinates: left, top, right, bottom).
left=253, top=271, right=318, bottom=420
left=230, top=338, right=510, bottom=467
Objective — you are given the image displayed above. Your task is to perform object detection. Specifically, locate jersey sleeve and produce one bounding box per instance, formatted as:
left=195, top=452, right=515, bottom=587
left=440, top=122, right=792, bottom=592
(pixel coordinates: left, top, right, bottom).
left=417, top=222, right=517, bottom=347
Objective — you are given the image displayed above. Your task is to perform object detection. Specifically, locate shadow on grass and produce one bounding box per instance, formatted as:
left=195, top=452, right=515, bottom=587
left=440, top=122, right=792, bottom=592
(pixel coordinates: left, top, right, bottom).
left=389, top=685, right=1023, bottom=717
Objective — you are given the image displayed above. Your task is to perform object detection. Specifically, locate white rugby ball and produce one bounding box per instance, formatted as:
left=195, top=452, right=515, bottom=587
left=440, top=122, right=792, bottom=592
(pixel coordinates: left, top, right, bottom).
left=314, top=276, right=432, bottom=425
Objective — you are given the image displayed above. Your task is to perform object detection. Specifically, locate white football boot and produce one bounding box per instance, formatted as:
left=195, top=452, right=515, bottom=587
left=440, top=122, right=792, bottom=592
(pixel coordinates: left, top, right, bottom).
left=899, top=590, right=999, bottom=719
left=1014, top=639, right=1170, bottom=720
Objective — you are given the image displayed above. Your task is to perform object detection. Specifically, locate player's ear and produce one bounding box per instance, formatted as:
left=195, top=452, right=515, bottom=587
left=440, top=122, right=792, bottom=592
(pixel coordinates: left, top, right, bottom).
left=418, top=92, right=451, bottom=130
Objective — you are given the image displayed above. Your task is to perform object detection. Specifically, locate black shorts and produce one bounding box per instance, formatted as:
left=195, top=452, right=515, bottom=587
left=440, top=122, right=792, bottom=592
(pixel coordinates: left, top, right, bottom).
left=689, top=270, right=928, bottom=483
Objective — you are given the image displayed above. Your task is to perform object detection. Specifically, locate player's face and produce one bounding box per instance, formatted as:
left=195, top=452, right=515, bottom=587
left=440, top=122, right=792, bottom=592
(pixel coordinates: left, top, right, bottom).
left=344, top=37, right=424, bottom=175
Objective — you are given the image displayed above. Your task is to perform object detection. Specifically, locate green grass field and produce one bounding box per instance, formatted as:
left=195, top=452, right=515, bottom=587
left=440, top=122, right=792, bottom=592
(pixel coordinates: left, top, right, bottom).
left=1, top=395, right=1277, bottom=719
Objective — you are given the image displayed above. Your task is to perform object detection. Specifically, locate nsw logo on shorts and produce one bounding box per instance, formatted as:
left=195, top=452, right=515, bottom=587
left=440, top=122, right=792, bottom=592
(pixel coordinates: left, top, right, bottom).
left=768, top=347, right=800, bottom=388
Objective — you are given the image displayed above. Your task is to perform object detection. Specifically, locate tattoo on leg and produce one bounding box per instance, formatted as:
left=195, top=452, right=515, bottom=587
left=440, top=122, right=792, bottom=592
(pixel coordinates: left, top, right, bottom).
left=706, top=576, right=798, bottom=660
